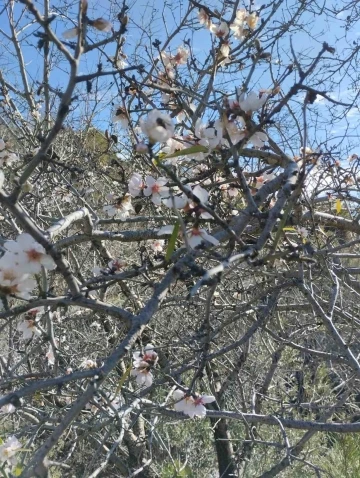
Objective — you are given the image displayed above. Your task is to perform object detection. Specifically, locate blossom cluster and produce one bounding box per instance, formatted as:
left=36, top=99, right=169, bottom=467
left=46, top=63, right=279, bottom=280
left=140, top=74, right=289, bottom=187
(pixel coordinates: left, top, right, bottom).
left=0, top=139, right=19, bottom=168
left=0, top=233, right=56, bottom=301
left=130, top=344, right=215, bottom=418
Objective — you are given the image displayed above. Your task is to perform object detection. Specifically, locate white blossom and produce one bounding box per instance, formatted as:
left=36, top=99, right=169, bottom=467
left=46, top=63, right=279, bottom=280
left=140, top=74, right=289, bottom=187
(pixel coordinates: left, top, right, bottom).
left=238, top=91, right=267, bottom=112
left=0, top=435, right=22, bottom=467
left=113, top=107, right=129, bottom=128
left=186, top=227, right=219, bottom=249
left=108, top=258, right=127, bottom=271
left=195, top=119, right=223, bottom=149
left=128, top=173, right=144, bottom=197
left=209, top=21, right=229, bottom=38
left=103, top=194, right=132, bottom=219
left=17, top=319, right=41, bottom=340
left=173, top=389, right=215, bottom=418
left=0, top=170, right=4, bottom=190
left=144, top=176, right=169, bottom=205
left=140, top=110, right=174, bottom=143
left=131, top=344, right=158, bottom=388
left=151, top=240, right=165, bottom=252
left=5, top=233, right=56, bottom=274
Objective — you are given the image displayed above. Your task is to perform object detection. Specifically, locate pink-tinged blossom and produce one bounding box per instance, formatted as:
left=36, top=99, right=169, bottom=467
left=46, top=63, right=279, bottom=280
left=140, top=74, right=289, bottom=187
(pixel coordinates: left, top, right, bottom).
left=128, top=173, right=144, bottom=197
left=151, top=239, right=165, bottom=252
left=0, top=435, right=22, bottom=466
left=0, top=265, right=36, bottom=299
left=131, top=344, right=158, bottom=388
left=198, top=8, right=211, bottom=28
left=210, top=21, right=229, bottom=38
left=140, top=110, right=175, bottom=143
left=238, top=91, right=267, bottom=112
left=173, top=389, right=215, bottom=418
left=144, top=176, right=169, bottom=205
left=108, top=258, right=127, bottom=271
left=103, top=194, right=132, bottom=219
left=17, top=319, right=41, bottom=340
left=172, top=46, right=189, bottom=65
left=5, top=233, right=56, bottom=274
left=186, top=227, right=219, bottom=249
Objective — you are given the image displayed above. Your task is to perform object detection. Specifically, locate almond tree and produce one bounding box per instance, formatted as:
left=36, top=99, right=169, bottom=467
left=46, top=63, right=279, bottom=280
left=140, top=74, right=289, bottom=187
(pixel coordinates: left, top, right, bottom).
left=1, top=0, right=360, bottom=476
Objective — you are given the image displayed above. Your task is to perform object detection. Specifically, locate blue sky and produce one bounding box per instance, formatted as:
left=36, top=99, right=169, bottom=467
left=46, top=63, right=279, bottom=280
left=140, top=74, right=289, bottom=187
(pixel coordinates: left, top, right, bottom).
left=1, top=0, right=359, bottom=157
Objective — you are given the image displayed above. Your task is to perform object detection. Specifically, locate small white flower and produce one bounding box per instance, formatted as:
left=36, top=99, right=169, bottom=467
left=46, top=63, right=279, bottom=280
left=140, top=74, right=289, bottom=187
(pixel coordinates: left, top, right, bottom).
left=195, top=119, right=222, bottom=149
left=198, top=8, right=211, bottom=28
left=144, top=176, right=169, bottom=205
left=103, top=194, right=132, bottom=220
left=210, top=21, right=229, bottom=38
left=151, top=239, right=165, bottom=252
left=108, top=258, right=127, bottom=271
left=172, top=46, right=189, bottom=65
left=173, top=389, right=215, bottom=418
left=238, top=91, right=267, bottom=112
left=0, top=402, right=16, bottom=414
left=128, top=173, right=144, bottom=197
left=186, top=227, right=219, bottom=249
left=140, top=110, right=175, bottom=143
left=80, top=359, right=97, bottom=369
left=0, top=435, right=22, bottom=466
left=131, top=344, right=158, bottom=388
left=5, top=233, right=56, bottom=274
left=113, top=106, right=129, bottom=128
left=0, top=169, right=4, bottom=190
left=17, top=319, right=41, bottom=340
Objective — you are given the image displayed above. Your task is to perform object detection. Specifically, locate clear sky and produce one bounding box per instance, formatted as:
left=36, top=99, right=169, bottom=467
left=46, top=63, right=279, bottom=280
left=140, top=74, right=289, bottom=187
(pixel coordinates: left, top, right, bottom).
left=0, top=0, right=359, bottom=157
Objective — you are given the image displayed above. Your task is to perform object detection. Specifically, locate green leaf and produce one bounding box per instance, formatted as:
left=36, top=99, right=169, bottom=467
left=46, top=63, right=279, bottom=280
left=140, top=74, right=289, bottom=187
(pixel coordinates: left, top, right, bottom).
left=162, top=145, right=208, bottom=160
left=165, top=222, right=180, bottom=261
left=283, top=227, right=296, bottom=232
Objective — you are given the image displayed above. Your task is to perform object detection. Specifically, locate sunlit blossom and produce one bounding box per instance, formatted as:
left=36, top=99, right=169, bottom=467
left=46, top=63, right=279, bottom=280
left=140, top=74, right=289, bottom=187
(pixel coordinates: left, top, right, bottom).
left=128, top=173, right=144, bottom=197
left=144, top=176, right=169, bottom=205
left=186, top=227, right=219, bottom=249
left=210, top=21, right=229, bottom=38
left=140, top=110, right=174, bottom=143
left=0, top=435, right=22, bottom=467
left=173, top=389, right=215, bottom=418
